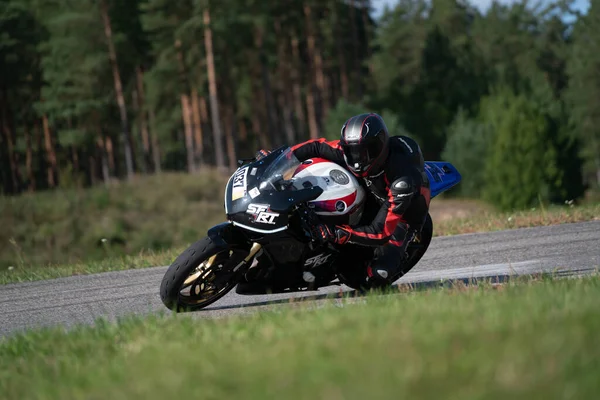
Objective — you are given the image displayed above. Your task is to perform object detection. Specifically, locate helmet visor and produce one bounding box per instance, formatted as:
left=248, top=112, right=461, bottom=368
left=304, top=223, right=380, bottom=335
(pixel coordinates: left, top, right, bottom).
left=342, top=139, right=384, bottom=173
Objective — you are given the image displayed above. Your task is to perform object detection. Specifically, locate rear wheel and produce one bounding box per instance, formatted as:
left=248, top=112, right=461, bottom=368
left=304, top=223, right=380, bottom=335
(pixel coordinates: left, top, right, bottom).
left=160, top=237, right=249, bottom=312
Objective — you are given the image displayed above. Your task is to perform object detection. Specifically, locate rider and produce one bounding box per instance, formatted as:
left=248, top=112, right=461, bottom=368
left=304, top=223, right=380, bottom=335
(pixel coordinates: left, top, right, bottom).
left=289, top=113, right=431, bottom=289
left=252, top=113, right=431, bottom=290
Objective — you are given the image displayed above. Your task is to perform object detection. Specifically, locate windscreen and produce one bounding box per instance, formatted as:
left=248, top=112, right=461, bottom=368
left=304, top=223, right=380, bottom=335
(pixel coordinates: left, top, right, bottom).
left=260, top=147, right=301, bottom=189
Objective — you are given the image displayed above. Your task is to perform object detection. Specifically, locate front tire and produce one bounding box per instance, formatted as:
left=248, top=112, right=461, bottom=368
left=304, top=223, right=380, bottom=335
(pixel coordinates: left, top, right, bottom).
left=160, top=237, right=247, bottom=312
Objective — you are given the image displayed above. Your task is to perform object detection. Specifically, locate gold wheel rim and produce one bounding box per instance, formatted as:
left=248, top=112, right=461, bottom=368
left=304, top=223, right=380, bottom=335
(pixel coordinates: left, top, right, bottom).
left=182, top=254, right=218, bottom=287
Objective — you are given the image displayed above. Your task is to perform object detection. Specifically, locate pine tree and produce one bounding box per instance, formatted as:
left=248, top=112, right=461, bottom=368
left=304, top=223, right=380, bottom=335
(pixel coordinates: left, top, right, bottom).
left=566, top=1, right=600, bottom=188
left=442, top=109, right=491, bottom=198
left=0, top=0, right=45, bottom=193
left=100, top=0, right=135, bottom=181
left=481, top=89, right=561, bottom=210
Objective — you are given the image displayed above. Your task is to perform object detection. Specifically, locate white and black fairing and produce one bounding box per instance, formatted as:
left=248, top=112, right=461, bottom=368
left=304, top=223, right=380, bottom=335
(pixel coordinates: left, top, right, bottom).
left=219, top=146, right=369, bottom=293
left=224, top=147, right=323, bottom=236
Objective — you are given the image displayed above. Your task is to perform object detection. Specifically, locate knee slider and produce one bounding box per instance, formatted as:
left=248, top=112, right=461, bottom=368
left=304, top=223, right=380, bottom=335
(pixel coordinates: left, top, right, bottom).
left=367, top=267, right=392, bottom=288
left=390, top=176, right=415, bottom=215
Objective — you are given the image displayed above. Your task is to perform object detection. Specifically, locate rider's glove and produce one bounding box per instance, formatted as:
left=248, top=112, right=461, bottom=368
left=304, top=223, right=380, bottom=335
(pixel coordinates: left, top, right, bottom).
left=311, top=224, right=351, bottom=245
left=255, top=149, right=270, bottom=160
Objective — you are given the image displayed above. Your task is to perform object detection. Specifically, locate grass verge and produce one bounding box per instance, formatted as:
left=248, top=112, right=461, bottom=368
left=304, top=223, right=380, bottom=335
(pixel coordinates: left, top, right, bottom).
left=1, top=276, right=599, bottom=399
left=434, top=201, right=599, bottom=236
left=0, top=172, right=227, bottom=269
left=0, top=247, right=183, bottom=285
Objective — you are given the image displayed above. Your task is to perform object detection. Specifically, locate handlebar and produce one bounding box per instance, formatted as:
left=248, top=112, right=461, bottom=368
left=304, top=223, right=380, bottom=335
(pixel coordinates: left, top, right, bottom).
left=296, top=203, right=329, bottom=250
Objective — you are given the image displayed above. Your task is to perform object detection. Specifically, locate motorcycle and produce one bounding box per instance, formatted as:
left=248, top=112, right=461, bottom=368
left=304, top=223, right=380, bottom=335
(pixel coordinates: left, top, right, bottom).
left=159, top=145, right=461, bottom=311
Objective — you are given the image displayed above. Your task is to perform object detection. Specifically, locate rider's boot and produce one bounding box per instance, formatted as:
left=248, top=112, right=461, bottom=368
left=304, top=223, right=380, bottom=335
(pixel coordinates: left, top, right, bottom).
left=364, top=222, right=411, bottom=291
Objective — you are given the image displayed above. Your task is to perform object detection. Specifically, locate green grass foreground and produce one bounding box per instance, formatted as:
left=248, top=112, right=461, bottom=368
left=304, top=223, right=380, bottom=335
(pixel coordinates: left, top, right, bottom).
left=1, top=276, right=599, bottom=399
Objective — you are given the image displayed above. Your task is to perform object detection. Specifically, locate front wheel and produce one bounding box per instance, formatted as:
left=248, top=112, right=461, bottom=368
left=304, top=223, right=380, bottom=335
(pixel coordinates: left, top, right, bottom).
left=160, top=237, right=249, bottom=312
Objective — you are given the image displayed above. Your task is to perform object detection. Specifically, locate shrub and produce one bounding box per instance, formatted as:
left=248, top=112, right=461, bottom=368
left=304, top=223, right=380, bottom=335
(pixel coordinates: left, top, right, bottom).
left=480, top=89, right=560, bottom=210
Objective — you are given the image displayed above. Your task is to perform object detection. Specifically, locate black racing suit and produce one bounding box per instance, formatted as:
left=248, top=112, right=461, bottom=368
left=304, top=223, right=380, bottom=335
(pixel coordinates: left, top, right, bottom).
left=292, top=135, right=431, bottom=288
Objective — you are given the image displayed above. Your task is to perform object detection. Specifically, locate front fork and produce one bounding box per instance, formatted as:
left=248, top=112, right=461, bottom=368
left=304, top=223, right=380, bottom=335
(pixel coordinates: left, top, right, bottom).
left=207, top=221, right=263, bottom=276
left=233, top=242, right=262, bottom=272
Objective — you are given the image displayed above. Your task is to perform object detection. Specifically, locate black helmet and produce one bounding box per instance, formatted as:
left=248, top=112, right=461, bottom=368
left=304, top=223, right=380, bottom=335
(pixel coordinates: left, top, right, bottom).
left=340, top=113, right=390, bottom=177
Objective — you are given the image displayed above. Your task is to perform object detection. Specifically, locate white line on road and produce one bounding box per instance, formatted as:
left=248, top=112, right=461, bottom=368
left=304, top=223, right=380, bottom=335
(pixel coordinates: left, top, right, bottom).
left=398, top=260, right=545, bottom=284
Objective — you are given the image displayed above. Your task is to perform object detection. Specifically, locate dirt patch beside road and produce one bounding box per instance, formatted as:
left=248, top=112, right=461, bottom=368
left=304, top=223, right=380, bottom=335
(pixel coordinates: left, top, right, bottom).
left=429, top=198, right=491, bottom=222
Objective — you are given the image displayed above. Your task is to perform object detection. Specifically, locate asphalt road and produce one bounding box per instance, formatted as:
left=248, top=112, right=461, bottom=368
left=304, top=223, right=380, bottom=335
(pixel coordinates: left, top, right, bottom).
left=1, top=221, right=598, bottom=338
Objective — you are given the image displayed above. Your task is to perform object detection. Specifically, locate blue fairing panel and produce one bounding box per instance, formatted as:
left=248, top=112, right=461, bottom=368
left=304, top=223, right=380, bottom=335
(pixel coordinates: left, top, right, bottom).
left=424, top=162, right=462, bottom=198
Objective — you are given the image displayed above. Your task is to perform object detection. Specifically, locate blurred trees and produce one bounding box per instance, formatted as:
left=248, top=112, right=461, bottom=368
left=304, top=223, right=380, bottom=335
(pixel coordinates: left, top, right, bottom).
left=441, top=109, right=490, bottom=198
left=479, top=89, right=560, bottom=211
left=566, top=0, right=600, bottom=190
left=0, top=0, right=595, bottom=210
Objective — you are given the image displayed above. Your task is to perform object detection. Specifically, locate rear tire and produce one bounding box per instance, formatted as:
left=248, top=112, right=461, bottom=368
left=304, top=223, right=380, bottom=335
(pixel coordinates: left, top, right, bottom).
left=160, top=237, right=246, bottom=312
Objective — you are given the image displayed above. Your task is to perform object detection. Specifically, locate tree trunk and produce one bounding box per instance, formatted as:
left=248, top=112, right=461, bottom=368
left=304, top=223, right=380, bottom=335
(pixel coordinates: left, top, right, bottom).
left=175, top=39, right=196, bottom=173
left=251, top=112, right=265, bottom=148
left=298, top=20, right=320, bottom=140
left=0, top=106, right=6, bottom=194
left=591, top=135, right=600, bottom=186
left=106, top=135, right=116, bottom=174
left=148, top=107, right=161, bottom=173
left=97, top=132, right=110, bottom=187
left=198, top=94, right=212, bottom=160
left=238, top=119, right=248, bottom=142
left=42, top=114, right=57, bottom=188
left=276, top=83, right=296, bottom=146
left=34, top=119, right=45, bottom=190
left=132, top=87, right=140, bottom=166
left=221, top=49, right=238, bottom=170
left=203, top=5, right=226, bottom=171
left=199, top=95, right=209, bottom=130
left=274, top=18, right=296, bottom=146
left=290, top=36, right=307, bottom=140
left=5, top=131, right=19, bottom=193
left=243, top=47, right=271, bottom=150
left=191, top=88, right=205, bottom=167
left=0, top=89, right=20, bottom=193
left=350, top=0, right=363, bottom=99
left=136, top=66, right=152, bottom=173
left=71, top=145, right=79, bottom=176
left=304, top=4, right=328, bottom=124
left=305, top=84, right=319, bottom=140
left=100, top=0, right=134, bottom=181
left=334, top=3, right=350, bottom=99
left=24, top=127, right=35, bottom=192
left=361, top=0, right=374, bottom=75
left=250, top=75, right=271, bottom=149
left=89, top=155, right=97, bottom=186
left=361, top=0, right=372, bottom=58
left=71, top=145, right=81, bottom=187
left=223, top=104, right=237, bottom=171
left=254, top=26, right=279, bottom=147
left=181, top=92, right=195, bottom=173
